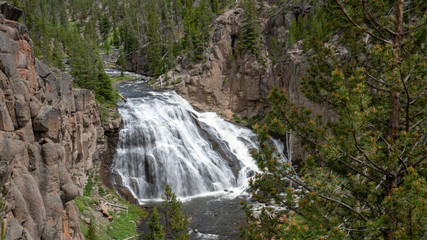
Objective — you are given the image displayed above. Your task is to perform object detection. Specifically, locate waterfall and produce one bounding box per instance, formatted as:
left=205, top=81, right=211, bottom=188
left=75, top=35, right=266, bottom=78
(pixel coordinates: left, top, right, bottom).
left=111, top=81, right=281, bottom=203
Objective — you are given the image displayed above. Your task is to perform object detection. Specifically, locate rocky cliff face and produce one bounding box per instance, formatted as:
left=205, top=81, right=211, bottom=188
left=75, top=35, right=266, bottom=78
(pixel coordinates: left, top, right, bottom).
left=158, top=4, right=333, bottom=160
left=0, top=6, right=103, bottom=240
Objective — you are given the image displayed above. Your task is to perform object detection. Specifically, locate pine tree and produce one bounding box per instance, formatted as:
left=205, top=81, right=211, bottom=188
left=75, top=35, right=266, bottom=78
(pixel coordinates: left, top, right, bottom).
left=146, top=9, right=164, bottom=77
left=161, top=185, right=189, bottom=240
left=239, top=0, right=261, bottom=56
left=145, top=207, right=165, bottom=240
left=242, top=0, right=426, bottom=239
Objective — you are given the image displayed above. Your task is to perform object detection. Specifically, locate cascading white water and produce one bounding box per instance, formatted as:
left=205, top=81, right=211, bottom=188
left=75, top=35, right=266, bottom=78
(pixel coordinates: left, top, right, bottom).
left=111, top=80, right=282, bottom=203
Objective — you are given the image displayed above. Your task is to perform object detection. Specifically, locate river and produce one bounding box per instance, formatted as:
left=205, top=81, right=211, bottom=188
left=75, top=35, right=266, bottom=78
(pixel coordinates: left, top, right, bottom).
left=110, top=78, right=284, bottom=239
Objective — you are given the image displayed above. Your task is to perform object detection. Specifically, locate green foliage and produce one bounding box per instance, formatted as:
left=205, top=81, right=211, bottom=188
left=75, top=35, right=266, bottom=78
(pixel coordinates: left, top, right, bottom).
left=106, top=203, right=146, bottom=239
left=239, top=0, right=262, bottom=56
left=243, top=0, right=427, bottom=239
left=162, top=185, right=189, bottom=240
left=83, top=173, right=94, bottom=196
left=288, top=6, right=328, bottom=51
left=74, top=196, right=98, bottom=213
left=87, top=220, right=99, bottom=240
left=232, top=113, right=242, bottom=123
left=145, top=207, right=165, bottom=240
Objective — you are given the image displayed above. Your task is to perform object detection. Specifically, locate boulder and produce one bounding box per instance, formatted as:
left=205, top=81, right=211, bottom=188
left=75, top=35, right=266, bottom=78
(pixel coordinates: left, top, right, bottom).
left=35, top=59, right=51, bottom=78
left=33, top=106, right=59, bottom=139
left=14, top=99, right=30, bottom=127
left=0, top=53, right=17, bottom=80
left=5, top=218, right=23, bottom=240
left=29, top=98, right=41, bottom=117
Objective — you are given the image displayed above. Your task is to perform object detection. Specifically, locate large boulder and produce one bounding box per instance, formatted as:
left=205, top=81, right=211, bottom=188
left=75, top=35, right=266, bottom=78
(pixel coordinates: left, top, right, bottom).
left=14, top=99, right=30, bottom=127
left=33, top=105, right=59, bottom=139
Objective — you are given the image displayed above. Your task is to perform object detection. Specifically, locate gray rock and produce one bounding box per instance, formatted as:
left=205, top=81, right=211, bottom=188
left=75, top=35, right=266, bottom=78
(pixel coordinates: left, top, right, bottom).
left=5, top=218, right=23, bottom=240
left=0, top=53, right=17, bottom=80
left=0, top=30, right=11, bottom=53
left=29, top=99, right=41, bottom=118
left=175, top=64, right=183, bottom=73
left=35, top=59, right=51, bottom=78
left=59, top=163, right=79, bottom=203
left=0, top=89, right=14, bottom=131
left=213, top=46, right=224, bottom=62
left=41, top=142, right=59, bottom=165
left=15, top=99, right=30, bottom=127
left=203, top=61, right=212, bottom=71
left=33, top=106, right=59, bottom=138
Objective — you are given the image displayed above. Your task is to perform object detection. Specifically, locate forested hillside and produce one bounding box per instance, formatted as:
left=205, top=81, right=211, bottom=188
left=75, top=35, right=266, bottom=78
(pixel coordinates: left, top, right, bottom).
left=9, top=0, right=235, bottom=100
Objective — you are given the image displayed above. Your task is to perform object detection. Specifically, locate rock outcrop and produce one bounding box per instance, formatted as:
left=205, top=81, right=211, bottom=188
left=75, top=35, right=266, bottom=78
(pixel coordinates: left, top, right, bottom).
left=155, top=3, right=333, bottom=161
left=0, top=4, right=103, bottom=239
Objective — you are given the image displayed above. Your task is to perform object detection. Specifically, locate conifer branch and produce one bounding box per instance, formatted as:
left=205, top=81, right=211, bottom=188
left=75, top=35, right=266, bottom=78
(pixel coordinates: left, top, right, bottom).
left=361, top=1, right=397, bottom=36
left=351, top=130, right=392, bottom=177
left=285, top=175, right=369, bottom=222
left=333, top=0, right=393, bottom=44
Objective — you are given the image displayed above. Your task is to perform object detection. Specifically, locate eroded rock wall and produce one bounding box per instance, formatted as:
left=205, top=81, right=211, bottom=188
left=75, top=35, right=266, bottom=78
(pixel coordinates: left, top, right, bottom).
left=163, top=3, right=333, bottom=161
left=0, top=10, right=101, bottom=240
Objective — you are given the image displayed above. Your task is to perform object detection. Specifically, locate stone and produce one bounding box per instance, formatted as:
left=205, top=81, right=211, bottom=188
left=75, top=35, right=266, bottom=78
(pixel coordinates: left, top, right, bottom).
left=13, top=166, right=46, bottom=239
left=35, top=59, right=51, bottom=78
left=29, top=99, right=41, bottom=117
left=0, top=17, right=102, bottom=240
left=175, top=64, right=183, bottom=73
left=14, top=99, right=30, bottom=127
left=213, top=46, right=224, bottom=62
left=33, top=105, right=59, bottom=139
left=59, top=164, right=79, bottom=203
left=0, top=89, right=14, bottom=131
left=5, top=218, right=23, bottom=240
left=41, top=142, right=60, bottom=165
left=0, top=30, right=11, bottom=53
left=0, top=2, right=23, bottom=21
left=0, top=53, right=17, bottom=80
left=202, top=61, right=212, bottom=71
left=65, top=202, right=84, bottom=239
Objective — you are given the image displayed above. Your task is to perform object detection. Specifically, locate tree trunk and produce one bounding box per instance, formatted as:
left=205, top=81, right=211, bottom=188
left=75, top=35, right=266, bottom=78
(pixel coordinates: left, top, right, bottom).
left=390, top=0, right=404, bottom=139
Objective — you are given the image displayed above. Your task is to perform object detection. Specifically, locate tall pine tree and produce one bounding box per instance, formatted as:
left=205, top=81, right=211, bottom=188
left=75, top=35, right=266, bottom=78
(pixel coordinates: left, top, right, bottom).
left=239, top=0, right=261, bottom=56
left=242, top=0, right=426, bottom=239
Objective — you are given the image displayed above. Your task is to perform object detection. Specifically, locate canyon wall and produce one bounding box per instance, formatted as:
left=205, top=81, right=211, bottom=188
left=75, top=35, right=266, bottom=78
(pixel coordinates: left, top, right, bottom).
left=0, top=5, right=104, bottom=239
left=159, top=4, right=333, bottom=161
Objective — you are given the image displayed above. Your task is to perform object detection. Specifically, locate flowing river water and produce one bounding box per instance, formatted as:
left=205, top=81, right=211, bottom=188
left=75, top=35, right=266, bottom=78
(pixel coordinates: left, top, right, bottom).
left=110, top=77, right=285, bottom=239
